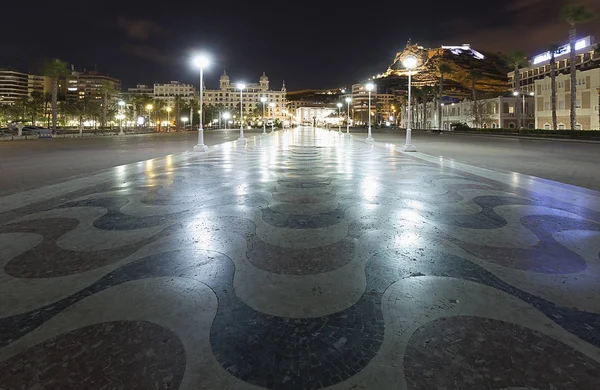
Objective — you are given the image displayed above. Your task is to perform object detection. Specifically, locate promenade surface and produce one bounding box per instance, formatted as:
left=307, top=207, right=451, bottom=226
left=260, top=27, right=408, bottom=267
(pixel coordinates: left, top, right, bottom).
left=1, top=127, right=600, bottom=389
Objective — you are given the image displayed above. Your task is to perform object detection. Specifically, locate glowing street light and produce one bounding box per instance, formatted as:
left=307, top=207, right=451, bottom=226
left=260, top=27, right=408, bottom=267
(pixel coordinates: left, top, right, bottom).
left=365, top=82, right=375, bottom=141
left=337, top=102, right=342, bottom=133
left=282, top=109, right=287, bottom=129
left=260, top=96, right=267, bottom=134
left=237, top=83, right=246, bottom=141
left=513, top=91, right=535, bottom=129
left=181, top=116, right=189, bottom=130
left=222, top=112, right=230, bottom=129
left=402, top=55, right=418, bottom=151
left=166, top=107, right=172, bottom=132
left=345, top=97, right=352, bottom=135
left=192, top=54, right=210, bottom=151
left=269, top=102, right=275, bottom=133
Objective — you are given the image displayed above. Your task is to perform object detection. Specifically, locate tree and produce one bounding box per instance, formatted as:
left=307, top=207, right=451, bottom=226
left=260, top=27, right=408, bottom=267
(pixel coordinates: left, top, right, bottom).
left=421, top=85, right=435, bottom=128
left=437, top=62, right=452, bottom=129
left=505, top=52, right=528, bottom=129
left=29, top=91, right=46, bottom=126
left=465, top=100, right=493, bottom=128
left=469, top=70, right=483, bottom=127
left=563, top=4, right=595, bottom=130
left=101, top=81, right=118, bottom=129
left=42, top=58, right=69, bottom=131
left=548, top=43, right=560, bottom=130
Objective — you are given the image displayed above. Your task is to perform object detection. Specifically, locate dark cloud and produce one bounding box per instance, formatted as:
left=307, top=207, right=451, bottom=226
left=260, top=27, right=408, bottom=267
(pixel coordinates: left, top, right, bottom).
left=118, top=16, right=166, bottom=40
left=121, top=44, right=169, bottom=63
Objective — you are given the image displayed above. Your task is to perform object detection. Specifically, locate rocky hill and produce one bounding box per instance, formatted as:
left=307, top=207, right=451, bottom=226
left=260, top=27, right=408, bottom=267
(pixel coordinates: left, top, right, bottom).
left=375, top=42, right=510, bottom=99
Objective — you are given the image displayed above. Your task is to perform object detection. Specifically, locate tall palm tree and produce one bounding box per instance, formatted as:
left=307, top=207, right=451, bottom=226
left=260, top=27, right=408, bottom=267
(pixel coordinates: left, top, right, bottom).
left=563, top=4, right=595, bottom=130
left=505, top=52, right=528, bottom=129
left=412, top=87, right=422, bottom=128
left=421, top=85, right=434, bottom=128
left=469, top=70, right=482, bottom=127
left=548, top=43, right=560, bottom=130
left=42, top=58, right=69, bottom=131
left=437, top=62, right=452, bottom=129
left=101, top=81, right=117, bottom=129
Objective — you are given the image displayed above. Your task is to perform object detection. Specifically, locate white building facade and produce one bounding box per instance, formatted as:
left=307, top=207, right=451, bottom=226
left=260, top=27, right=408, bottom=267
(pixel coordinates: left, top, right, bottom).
left=204, top=72, right=287, bottom=121
left=439, top=96, right=535, bottom=129
left=153, top=81, right=196, bottom=104
left=534, top=68, right=600, bottom=130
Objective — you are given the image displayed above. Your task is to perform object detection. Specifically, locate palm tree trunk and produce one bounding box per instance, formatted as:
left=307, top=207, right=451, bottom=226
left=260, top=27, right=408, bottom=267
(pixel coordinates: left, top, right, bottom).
left=569, top=24, right=577, bottom=130
left=438, top=75, right=444, bottom=129
left=550, top=55, right=558, bottom=130
left=101, top=93, right=107, bottom=129
left=51, top=79, right=58, bottom=131
left=472, top=80, right=478, bottom=127
left=514, top=65, right=521, bottom=129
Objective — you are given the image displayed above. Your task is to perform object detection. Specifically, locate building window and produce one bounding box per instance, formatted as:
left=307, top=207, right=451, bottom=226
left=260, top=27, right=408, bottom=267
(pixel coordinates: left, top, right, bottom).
left=559, top=101, right=565, bottom=110
left=508, top=122, right=515, bottom=129
left=558, top=124, right=566, bottom=130
left=509, top=106, right=515, bottom=114
left=544, top=102, right=550, bottom=110
left=576, top=124, right=583, bottom=130
left=544, top=124, right=550, bottom=130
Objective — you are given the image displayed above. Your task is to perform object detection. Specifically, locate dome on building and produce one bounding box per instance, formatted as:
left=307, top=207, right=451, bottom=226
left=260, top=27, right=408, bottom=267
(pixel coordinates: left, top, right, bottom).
left=260, top=72, right=268, bottom=81
left=220, top=71, right=230, bottom=81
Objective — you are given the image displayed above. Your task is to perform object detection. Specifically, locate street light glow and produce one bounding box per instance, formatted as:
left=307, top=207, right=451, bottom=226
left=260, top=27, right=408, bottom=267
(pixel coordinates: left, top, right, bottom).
left=146, top=104, right=153, bottom=110
left=118, top=100, right=125, bottom=107
left=345, top=97, right=352, bottom=103
left=166, top=107, right=172, bottom=112
left=260, top=96, right=267, bottom=103
left=237, top=83, right=246, bottom=90
left=513, top=91, right=519, bottom=96
left=269, top=102, right=275, bottom=108
left=365, top=83, right=375, bottom=91
left=337, top=102, right=342, bottom=108
left=193, top=54, right=210, bottom=68
left=403, top=55, right=418, bottom=69
left=223, top=112, right=231, bottom=119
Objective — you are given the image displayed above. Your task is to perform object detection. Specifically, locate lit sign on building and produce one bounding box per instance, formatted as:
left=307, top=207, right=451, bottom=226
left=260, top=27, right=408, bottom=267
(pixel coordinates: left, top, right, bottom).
left=531, top=36, right=592, bottom=65
left=441, top=44, right=485, bottom=60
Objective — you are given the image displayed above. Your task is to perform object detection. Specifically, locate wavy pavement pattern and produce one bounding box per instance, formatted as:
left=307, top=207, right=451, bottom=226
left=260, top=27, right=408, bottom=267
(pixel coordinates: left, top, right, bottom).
left=2, top=128, right=600, bottom=389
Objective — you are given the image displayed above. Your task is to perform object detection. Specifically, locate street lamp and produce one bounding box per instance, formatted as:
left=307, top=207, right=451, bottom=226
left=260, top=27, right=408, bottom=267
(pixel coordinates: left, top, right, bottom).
left=118, top=100, right=126, bottom=135
left=269, top=102, right=275, bottom=133
left=222, top=112, right=230, bottom=129
left=337, top=102, right=342, bottom=133
left=193, top=54, right=209, bottom=151
left=237, top=83, right=246, bottom=141
left=345, top=97, right=351, bottom=135
left=282, top=109, right=287, bottom=129
left=513, top=91, right=535, bottom=129
left=440, top=103, right=445, bottom=130
left=402, top=55, right=418, bottom=152
left=116, top=113, right=125, bottom=134
left=260, top=96, right=267, bottom=134
left=166, top=107, right=172, bottom=132
left=365, top=82, right=375, bottom=141
left=181, top=116, right=189, bottom=130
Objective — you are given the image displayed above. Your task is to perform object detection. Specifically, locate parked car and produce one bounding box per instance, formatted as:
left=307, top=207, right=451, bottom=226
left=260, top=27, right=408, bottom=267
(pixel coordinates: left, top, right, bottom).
left=22, top=126, right=53, bottom=138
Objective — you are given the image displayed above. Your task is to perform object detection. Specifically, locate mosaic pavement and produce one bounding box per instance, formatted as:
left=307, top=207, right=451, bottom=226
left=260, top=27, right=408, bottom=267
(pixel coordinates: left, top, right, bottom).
left=1, top=127, right=600, bottom=389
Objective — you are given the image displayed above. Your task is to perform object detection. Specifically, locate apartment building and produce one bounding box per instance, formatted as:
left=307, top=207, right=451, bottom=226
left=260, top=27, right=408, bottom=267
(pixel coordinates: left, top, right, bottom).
left=534, top=68, right=600, bottom=130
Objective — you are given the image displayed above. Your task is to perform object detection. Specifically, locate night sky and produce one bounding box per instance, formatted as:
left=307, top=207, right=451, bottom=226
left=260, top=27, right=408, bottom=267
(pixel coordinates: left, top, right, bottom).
left=2, top=0, right=598, bottom=90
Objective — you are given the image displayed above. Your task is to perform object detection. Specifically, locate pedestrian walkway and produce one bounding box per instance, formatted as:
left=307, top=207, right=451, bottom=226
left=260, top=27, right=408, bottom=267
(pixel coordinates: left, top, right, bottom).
left=1, top=127, right=600, bottom=389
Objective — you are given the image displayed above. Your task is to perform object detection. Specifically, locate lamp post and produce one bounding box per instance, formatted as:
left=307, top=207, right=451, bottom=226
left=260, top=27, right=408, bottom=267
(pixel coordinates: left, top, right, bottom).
left=260, top=96, right=267, bottom=134
left=282, top=109, right=287, bottom=129
left=146, top=104, right=153, bottom=130
left=365, top=82, right=374, bottom=141
left=222, top=112, right=230, bottom=129
left=513, top=91, right=535, bottom=129
left=440, top=103, right=445, bottom=130
left=402, top=55, right=418, bottom=152
left=192, top=54, right=209, bottom=151
left=166, top=107, right=171, bottom=132
left=337, top=102, right=342, bottom=133
left=118, top=100, right=125, bottom=135
left=181, top=117, right=188, bottom=130
left=116, top=114, right=125, bottom=133
left=237, top=83, right=246, bottom=141
left=345, top=97, right=351, bottom=135
left=269, top=102, right=275, bottom=133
